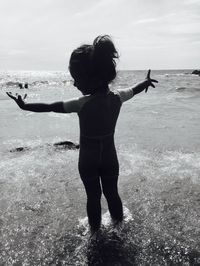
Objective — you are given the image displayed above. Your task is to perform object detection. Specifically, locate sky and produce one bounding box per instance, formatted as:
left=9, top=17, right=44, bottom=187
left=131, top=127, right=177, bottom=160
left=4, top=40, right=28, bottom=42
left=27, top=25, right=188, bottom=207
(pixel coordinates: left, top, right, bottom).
left=0, top=0, right=200, bottom=71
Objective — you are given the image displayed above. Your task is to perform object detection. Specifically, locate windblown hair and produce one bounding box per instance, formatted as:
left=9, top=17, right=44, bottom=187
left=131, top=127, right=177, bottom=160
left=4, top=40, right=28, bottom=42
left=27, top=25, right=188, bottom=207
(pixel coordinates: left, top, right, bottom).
left=69, top=35, right=119, bottom=93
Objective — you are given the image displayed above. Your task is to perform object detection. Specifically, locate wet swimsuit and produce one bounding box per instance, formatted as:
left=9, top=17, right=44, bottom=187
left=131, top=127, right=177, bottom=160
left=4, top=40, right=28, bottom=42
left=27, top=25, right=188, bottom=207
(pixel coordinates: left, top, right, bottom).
left=63, top=88, right=134, bottom=230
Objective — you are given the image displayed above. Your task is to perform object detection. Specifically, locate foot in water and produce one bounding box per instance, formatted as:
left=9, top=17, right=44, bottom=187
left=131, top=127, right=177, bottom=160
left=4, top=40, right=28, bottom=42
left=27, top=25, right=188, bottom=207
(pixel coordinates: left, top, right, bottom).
left=89, top=227, right=101, bottom=241
left=111, top=219, right=124, bottom=234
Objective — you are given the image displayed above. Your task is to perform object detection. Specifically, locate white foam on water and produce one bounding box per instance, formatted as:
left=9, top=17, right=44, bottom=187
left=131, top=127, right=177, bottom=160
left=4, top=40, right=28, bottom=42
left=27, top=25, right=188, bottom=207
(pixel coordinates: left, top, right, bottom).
left=123, top=205, right=134, bottom=222
left=78, top=216, right=89, bottom=235
left=119, top=149, right=151, bottom=177
left=159, top=151, right=200, bottom=183
left=78, top=205, right=133, bottom=235
left=119, top=147, right=200, bottom=184
left=74, top=206, right=134, bottom=265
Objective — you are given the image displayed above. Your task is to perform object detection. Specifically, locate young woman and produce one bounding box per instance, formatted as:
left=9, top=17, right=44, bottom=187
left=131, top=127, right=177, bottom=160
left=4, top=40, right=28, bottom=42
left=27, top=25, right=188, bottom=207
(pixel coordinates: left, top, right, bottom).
left=7, top=35, right=158, bottom=236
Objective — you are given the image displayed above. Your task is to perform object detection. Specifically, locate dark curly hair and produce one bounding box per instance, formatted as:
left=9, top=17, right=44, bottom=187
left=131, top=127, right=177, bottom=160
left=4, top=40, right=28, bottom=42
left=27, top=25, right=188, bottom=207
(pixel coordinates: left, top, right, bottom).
left=69, top=35, right=119, bottom=94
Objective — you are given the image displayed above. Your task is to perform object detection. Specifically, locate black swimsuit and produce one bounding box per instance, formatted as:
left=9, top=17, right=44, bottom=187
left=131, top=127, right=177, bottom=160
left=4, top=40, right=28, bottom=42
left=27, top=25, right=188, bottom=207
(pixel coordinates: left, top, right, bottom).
left=63, top=88, right=134, bottom=230
left=78, top=91, right=121, bottom=180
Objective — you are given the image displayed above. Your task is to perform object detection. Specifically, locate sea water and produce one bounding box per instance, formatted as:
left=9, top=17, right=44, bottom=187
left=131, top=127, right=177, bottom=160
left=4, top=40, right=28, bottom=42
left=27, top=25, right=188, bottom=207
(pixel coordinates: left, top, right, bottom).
left=0, top=70, right=200, bottom=265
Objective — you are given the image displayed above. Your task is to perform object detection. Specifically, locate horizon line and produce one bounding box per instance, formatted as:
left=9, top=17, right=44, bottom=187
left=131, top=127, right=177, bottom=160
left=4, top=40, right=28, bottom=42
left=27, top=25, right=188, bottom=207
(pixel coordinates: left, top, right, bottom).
left=0, top=68, right=198, bottom=72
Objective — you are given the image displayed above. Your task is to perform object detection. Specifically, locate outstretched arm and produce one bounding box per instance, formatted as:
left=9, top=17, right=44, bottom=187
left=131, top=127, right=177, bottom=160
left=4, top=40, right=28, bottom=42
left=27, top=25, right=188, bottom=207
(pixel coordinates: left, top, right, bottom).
left=6, top=92, right=65, bottom=113
left=132, top=70, right=158, bottom=96
left=117, top=70, right=158, bottom=103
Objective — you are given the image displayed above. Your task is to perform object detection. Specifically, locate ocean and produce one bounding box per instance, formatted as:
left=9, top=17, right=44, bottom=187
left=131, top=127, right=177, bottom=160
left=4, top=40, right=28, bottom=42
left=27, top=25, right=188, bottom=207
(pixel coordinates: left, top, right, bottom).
left=0, top=70, right=200, bottom=265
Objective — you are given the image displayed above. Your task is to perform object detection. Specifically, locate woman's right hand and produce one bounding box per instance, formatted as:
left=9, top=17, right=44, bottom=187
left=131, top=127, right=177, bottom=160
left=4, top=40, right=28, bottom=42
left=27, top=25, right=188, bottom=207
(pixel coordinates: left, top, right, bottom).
left=6, top=92, right=27, bottom=109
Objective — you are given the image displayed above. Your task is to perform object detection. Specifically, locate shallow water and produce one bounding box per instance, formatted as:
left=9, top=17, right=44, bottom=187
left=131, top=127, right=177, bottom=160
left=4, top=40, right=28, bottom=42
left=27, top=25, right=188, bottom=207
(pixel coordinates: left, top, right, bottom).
left=0, top=70, right=200, bottom=265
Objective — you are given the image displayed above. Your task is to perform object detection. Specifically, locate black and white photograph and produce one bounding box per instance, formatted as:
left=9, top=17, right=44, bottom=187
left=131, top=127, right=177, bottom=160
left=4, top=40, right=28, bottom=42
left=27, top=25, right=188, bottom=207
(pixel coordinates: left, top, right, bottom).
left=0, top=0, right=200, bottom=265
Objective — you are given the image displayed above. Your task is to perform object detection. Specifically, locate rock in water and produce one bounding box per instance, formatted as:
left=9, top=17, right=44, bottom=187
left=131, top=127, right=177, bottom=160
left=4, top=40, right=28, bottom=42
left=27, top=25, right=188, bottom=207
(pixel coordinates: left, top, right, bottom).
left=10, top=146, right=30, bottom=152
left=53, top=140, right=79, bottom=149
left=191, top=69, right=200, bottom=75
left=9, top=140, right=79, bottom=152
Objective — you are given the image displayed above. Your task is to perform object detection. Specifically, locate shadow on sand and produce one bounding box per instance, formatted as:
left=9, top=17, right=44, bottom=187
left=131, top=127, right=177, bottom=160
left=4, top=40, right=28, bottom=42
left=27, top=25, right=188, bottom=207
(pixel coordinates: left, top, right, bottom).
left=86, top=229, right=137, bottom=266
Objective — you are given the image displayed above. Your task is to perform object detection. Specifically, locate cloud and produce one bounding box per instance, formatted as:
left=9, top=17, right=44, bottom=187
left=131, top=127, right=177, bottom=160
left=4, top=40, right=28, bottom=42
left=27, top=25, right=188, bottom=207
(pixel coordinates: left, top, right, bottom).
left=133, top=13, right=176, bottom=26
left=0, top=0, right=199, bottom=70
left=184, top=0, right=200, bottom=5
left=135, top=18, right=158, bottom=24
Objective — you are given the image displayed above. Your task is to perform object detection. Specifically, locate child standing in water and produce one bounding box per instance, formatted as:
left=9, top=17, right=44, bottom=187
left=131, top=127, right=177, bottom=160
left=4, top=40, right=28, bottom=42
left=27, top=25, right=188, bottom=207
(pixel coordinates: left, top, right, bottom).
left=7, top=35, right=158, bottom=236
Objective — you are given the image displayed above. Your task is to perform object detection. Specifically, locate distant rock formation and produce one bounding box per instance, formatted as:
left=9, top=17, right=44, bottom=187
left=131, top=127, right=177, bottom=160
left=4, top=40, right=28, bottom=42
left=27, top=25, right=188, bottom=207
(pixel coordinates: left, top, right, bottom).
left=191, top=70, right=200, bottom=75
left=18, top=83, right=29, bottom=89
left=10, top=146, right=30, bottom=152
